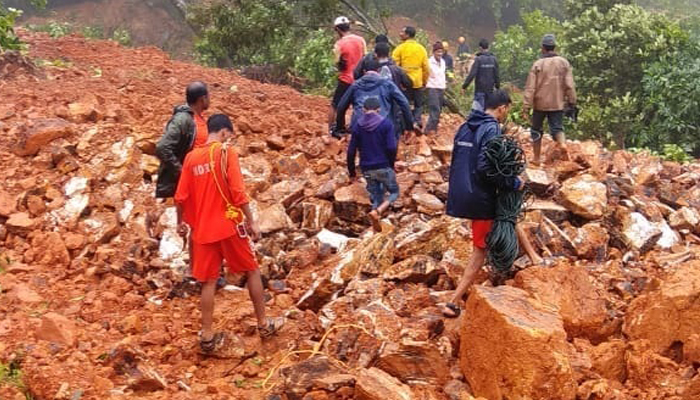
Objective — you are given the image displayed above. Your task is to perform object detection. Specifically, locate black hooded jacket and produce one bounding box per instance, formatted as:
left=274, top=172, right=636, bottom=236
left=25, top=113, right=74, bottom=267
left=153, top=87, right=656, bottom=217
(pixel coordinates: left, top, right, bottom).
left=462, top=51, right=500, bottom=94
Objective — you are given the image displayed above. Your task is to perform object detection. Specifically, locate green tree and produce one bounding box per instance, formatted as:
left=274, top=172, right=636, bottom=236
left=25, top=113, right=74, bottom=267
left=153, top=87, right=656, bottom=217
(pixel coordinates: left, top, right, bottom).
left=492, top=10, right=562, bottom=86
left=563, top=4, right=689, bottom=147
left=1, top=0, right=45, bottom=51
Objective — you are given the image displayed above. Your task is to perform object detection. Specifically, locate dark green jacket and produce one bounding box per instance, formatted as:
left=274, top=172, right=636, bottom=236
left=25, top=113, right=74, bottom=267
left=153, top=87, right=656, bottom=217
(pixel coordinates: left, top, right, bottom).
left=155, top=105, right=196, bottom=198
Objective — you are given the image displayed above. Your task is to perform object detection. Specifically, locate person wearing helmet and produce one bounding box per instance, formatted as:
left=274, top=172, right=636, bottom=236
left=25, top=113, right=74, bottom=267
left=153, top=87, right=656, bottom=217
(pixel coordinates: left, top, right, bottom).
left=329, top=16, right=367, bottom=136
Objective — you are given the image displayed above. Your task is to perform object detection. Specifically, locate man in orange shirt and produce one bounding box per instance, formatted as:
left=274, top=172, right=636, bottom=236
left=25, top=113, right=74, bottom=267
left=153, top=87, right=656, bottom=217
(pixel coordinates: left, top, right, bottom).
left=175, top=114, right=283, bottom=352
left=155, top=81, right=210, bottom=198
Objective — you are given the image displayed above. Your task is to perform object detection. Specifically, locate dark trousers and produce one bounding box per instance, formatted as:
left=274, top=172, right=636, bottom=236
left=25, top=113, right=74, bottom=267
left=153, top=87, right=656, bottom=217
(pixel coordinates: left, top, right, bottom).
left=530, top=110, right=564, bottom=141
left=426, top=88, right=445, bottom=132
left=408, top=87, right=425, bottom=126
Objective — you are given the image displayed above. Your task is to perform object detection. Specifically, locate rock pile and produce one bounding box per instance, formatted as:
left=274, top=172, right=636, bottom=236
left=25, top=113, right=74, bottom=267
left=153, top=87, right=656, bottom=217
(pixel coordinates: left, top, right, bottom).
left=0, top=31, right=699, bottom=399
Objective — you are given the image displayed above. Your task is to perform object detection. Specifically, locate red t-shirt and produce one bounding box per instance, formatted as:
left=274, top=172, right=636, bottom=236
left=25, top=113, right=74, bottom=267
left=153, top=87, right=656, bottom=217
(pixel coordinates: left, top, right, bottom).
left=193, top=113, right=209, bottom=147
left=175, top=143, right=249, bottom=244
left=335, top=34, right=366, bottom=84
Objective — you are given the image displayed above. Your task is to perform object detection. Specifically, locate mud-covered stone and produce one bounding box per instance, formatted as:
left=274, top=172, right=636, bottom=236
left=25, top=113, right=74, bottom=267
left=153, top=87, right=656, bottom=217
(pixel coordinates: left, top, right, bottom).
left=376, top=340, right=450, bottom=384
left=382, top=255, right=441, bottom=284
left=573, top=223, right=609, bottom=261
left=355, top=367, right=415, bottom=400
left=301, top=199, right=333, bottom=232
left=624, top=261, right=700, bottom=354
left=14, top=118, right=74, bottom=156
left=460, top=286, right=576, bottom=400
left=668, top=207, right=700, bottom=232
left=560, top=174, right=607, bottom=220
left=259, top=203, right=294, bottom=233
left=589, top=339, right=628, bottom=383
left=36, top=312, right=76, bottom=347
left=513, top=264, right=608, bottom=340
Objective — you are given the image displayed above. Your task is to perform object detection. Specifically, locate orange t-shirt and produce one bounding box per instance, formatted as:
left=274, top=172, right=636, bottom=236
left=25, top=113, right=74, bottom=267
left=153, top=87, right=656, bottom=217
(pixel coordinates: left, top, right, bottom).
left=175, top=142, right=249, bottom=244
left=193, top=113, right=209, bottom=147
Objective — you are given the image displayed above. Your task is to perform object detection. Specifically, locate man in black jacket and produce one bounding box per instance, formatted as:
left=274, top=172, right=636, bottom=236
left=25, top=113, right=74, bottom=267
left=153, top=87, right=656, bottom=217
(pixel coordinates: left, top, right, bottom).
left=353, top=34, right=390, bottom=80
left=442, top=90, right=542, bottom=318
left=462, top=39, right=500, bottom=112
left=155, top=82, right=210, bottom=198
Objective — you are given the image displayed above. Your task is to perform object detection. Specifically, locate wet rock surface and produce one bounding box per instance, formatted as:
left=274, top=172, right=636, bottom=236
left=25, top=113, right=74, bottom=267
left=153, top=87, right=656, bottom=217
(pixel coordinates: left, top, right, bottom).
left=0, top=31, right=699, bottom=400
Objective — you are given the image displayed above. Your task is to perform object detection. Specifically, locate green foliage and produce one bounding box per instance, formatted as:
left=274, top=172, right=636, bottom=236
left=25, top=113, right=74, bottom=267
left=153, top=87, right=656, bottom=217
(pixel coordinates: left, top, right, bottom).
left=0, top=361, right=31, bottom=399
left=27, top=20, right=73, bottom=37
left=81, top=25, right=103, bottom=40
left=293, top=28, right=336, bottom=93
left=493, top=11, right=563, bottom=86
left=189, top=0, right=296, bottom=67
left=414, top=29, right=431, bottom=51
left=111, top=27, right=131, bottom=46
left=0, top=5, right=22, bottom=51
left=640, top=46, right=700, bottom=153
left=564, top=0, right=631, bottom=19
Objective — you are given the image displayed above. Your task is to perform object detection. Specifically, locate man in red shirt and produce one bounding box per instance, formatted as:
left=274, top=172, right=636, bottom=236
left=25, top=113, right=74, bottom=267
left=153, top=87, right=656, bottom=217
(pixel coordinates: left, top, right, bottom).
left=175, top=114, right=283, bottom=352
left=329, top=16, right=366, bottom=136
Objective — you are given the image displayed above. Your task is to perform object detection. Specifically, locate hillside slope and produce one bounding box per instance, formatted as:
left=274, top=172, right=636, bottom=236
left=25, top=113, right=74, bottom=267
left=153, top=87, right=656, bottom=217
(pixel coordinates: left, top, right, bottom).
left=1, top=32, right=700, bottom=400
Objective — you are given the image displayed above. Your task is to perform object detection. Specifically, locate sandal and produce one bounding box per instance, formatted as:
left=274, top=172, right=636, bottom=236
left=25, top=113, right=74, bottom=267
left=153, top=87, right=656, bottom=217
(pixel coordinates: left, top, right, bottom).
left=442, top=303, right=461, bottom=318
left=258, top=317, right=285, bottom=339
left=200, top=332, right=225, bottom=353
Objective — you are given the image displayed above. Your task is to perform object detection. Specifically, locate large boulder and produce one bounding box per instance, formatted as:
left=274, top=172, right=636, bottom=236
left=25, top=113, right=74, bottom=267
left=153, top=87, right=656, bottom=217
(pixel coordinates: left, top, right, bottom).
left=14, top=118, right=74, bottom=156
left=333, top=183, right=371, bottom=223
left=559, top=174, right=607, bottom=220
left=376, top=340, right=450, bottom=385
left=616, top=209, right=662, bottom=253
left=258, top=203, right=294, bottom=233
left=460, top=286, right=576, bottom=400
left=513, top=264, right=608, bottom=340
left=624, top=261, right=700, bottom=354
left=668, top=206, right=700, bottom=233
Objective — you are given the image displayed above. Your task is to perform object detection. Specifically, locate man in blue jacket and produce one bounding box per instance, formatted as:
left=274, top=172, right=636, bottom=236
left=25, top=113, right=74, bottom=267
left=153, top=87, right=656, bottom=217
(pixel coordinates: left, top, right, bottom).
left=347, top=98, right=398, bottom=232
left=443, top=90, right=542, bottom=318
left=334, top=59, right=420, bottom=139
left=462, top=39, right=500, bottom=112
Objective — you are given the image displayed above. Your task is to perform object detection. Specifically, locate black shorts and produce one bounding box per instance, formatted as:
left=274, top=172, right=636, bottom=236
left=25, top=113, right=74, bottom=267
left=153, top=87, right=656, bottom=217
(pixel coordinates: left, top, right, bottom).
left=531, top=110, right=564, bottom=141
left=332, top=80, right=351, bottom=108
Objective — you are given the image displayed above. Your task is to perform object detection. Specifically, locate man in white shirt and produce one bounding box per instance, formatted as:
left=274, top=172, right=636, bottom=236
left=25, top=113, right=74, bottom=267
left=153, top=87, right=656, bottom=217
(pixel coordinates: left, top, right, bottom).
left=426, top=42, right=447, bottom=135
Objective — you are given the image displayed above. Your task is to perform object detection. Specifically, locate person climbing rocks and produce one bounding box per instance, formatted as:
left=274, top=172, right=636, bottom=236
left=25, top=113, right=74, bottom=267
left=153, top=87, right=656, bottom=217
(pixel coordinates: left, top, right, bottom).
left=522, top=34, right=577, bottom=167
left=353, top=34, right=390, bottom=80
left=392, top=26, right=430, bottom=127
left=426, top=41, right=447, bottom=135
left=462, top=39, right=500, bottom=112
left=347, top=98, right=399, bottom=232
left=334, top=57, right=419, bottom=140
left=329, top=16, right=367, bottom=136
left=155, top=81, right=210, bottom=199
left=443, top=90, right=543, bottom=318
left=174, top=114, right=283, bottom=352
left=374, top=42, right=414, bottom=140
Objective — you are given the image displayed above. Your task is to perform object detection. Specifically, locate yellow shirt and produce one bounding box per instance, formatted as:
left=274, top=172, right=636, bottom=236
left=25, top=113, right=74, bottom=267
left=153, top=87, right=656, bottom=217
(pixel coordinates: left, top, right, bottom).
left=392, top=39, right=430, bottom=89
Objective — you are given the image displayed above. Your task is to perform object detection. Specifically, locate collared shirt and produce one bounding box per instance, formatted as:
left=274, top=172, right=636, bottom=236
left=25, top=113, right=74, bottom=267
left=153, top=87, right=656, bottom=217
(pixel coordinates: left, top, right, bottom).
left=427, top=56, right=447, bottom=90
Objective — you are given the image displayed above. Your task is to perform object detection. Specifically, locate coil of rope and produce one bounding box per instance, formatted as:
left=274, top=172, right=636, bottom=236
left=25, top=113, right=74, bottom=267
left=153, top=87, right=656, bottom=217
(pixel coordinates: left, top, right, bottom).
left=482, top=134, right=530, bottom=284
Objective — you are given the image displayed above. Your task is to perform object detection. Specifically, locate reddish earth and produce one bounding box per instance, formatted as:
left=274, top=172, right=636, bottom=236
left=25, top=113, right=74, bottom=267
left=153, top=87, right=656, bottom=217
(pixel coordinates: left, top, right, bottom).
left=1, top=31, right=700, bottom=400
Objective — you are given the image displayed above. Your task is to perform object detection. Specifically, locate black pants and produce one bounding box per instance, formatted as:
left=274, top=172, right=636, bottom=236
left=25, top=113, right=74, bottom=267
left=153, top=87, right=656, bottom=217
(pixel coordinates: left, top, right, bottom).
left=531, top=110, right=564, bottom=141
left=408, top=87, right=425, bottom=126
left=426, top=88, right=445, bottom=132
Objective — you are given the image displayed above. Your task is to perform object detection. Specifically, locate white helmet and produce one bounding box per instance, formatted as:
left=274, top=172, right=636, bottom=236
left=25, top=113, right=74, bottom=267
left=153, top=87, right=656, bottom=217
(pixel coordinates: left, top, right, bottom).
left=334, top=16, right=350, bottom=27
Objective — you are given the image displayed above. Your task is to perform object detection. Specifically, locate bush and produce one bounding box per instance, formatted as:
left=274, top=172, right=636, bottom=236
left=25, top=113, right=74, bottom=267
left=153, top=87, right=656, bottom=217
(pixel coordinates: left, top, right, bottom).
left=27, top=21, right=73, bottom=38
left=111, top=27, right=131, bottom=46
left=293, top=29, right=336, bottom=94
left=0, top=6, right=22, bottom=51
left=81, top=25, right=104, bottom=40
left=492, top=11, right=563, bottom=87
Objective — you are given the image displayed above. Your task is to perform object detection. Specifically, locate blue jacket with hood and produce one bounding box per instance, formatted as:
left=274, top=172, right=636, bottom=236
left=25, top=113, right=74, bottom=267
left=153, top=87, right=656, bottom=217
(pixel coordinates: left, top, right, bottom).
left=336, top=72, right=414, bottom=132
left=347, top=112, right=396, bottom=178
left=446, top=110, right=521, bottom=220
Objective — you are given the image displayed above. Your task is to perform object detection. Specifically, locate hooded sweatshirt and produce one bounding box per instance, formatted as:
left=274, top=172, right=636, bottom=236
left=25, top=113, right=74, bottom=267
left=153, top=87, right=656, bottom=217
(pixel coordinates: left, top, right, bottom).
left=336, top=72, right=414, bottom=131
left=347, top=112, right=397, bottom=178
left=446, top=110, right=520, bottom=220
left=462, top=51, right=500, bottom=94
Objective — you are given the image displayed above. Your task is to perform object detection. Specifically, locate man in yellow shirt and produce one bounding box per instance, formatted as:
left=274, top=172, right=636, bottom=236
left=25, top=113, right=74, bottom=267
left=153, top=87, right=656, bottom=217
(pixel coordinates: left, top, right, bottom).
left=392, top=26, right=430, bottom=127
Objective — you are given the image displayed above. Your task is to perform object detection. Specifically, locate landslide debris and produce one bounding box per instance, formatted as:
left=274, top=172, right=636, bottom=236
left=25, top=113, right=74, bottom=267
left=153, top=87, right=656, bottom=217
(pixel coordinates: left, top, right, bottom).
left=1, top=31, right=700, bottom=400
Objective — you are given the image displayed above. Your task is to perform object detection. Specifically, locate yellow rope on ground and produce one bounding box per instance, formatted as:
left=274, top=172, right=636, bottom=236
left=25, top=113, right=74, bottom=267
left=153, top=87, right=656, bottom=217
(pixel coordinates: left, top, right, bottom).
left=261, top=323, right=375, bottom=392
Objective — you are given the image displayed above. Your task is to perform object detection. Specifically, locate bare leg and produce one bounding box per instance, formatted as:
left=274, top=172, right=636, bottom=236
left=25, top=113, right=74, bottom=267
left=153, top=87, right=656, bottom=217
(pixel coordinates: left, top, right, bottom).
left=246, top=269, right=267, bottom=327
left=516, top=225, right=543, bottom=265
left=328, top=106, right=336, bottom=127
left=375, top=200, right=392, bottom=216
left=448, top=246, right=487, bottom=305
left=200, top=281, right=217, bottom=341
